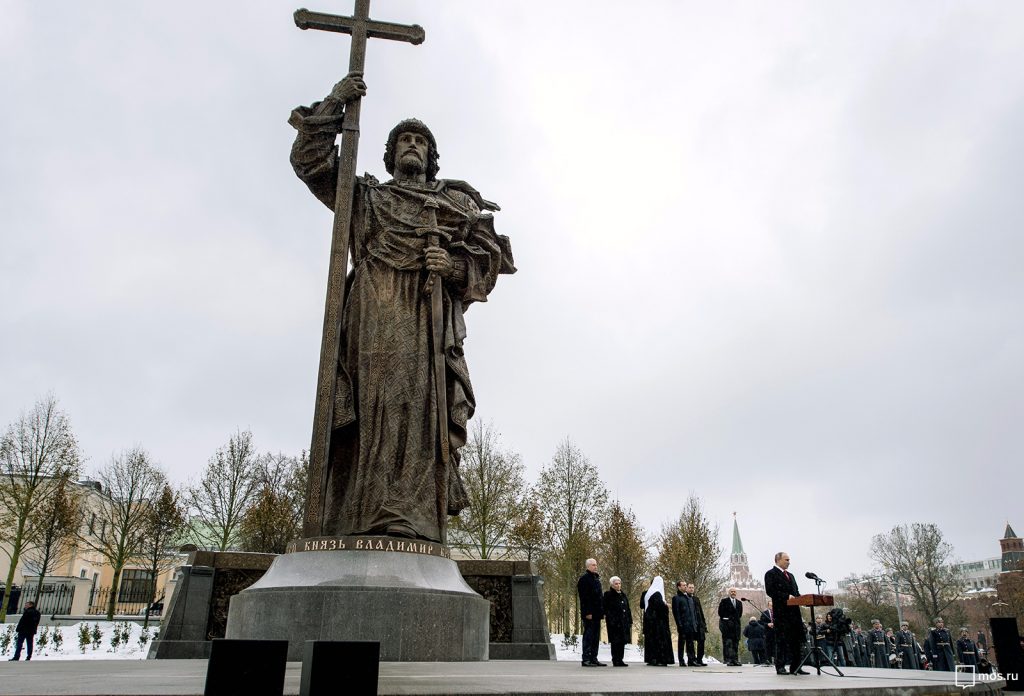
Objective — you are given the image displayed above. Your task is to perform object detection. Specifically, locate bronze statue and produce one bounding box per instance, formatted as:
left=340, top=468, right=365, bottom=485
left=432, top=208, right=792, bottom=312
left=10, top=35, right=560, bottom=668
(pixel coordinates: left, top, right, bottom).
left=289, top=74, right=515, bottom=543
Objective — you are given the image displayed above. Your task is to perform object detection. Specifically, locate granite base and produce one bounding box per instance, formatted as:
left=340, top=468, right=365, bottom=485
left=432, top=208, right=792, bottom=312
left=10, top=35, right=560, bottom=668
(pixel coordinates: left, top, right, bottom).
left=225, top=543, right=489, bottom=661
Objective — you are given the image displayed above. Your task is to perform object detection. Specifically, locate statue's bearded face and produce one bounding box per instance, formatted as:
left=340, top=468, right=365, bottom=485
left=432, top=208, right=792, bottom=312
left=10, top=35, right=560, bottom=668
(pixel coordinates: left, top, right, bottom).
left=396, top=131, right=429, bottom=176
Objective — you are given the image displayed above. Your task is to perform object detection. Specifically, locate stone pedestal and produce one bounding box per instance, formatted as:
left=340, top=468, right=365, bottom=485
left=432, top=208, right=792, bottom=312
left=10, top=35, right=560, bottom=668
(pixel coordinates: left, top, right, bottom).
left=458, top=560, right=555, bottom=660
left=225, top=536, right=489, bottom=661
left=149, top=551, right=278, bottom=660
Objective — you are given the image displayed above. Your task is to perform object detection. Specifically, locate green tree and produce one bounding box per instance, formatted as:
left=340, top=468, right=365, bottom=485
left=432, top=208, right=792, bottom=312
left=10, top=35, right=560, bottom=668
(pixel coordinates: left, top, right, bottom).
left=534, top=438, right=609, bottom=634
left=0, top=395, right=82, bottom=621
left=138, top=483, right=186, bottom=628
left=869, top=523, right=965, bottom=621
left=597, top=501, right=650, bottom=603
left=508, top=501, right=545, bottom=562
left=653, top=494, right=726, bottom=606
left=78, top=447, right=167, bottom=619
left=238, top=451, right=308, bottom=554
left=449, top=421, right=526, bottom=559
left=186, top=430, right=262, bottom=551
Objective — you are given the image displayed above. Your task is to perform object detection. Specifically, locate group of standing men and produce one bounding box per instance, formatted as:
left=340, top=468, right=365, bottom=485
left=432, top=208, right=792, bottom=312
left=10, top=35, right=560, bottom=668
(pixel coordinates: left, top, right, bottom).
left=576, top=558, right=714, bottom=667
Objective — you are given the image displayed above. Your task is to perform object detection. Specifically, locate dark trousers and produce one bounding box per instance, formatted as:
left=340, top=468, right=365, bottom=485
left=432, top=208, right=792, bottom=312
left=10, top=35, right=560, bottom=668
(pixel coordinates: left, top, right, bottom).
left=752, top=648, right=766, bottom=664
left=610, top=639, right=625, bottom=665
left=721, top=622, right=740, bottom=663
left=12, top=633, right=34, bottom=661
left=776, top=621, right=804, bottom=671
left=695, top=632, right=706, bottom=662
left=679, top=631, right=698, bottom=665
left=581, top=617, right=601, bottom=664
left=765, top=631, right=776, bottom=663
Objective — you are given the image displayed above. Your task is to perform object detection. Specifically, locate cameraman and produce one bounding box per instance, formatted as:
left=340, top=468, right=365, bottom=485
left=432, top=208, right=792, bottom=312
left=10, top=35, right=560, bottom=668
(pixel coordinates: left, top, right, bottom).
left=822, top=611, right=848, bottom=666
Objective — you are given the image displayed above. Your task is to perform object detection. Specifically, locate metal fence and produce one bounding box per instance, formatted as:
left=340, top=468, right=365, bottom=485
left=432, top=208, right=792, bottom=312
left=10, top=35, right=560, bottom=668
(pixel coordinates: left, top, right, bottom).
left=86, top=586, right=162, bottom=616
left=0, top=583, right=76, bottom=614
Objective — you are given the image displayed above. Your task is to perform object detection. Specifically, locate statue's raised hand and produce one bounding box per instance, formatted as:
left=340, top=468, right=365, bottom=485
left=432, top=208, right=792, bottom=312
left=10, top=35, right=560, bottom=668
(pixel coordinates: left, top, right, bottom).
left=329, top=71, right=367, bottom=104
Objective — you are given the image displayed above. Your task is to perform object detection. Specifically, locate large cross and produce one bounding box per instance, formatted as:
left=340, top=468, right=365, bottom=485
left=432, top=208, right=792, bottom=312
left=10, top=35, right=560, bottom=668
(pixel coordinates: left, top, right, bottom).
left=294, top=2, right=425, bottom=537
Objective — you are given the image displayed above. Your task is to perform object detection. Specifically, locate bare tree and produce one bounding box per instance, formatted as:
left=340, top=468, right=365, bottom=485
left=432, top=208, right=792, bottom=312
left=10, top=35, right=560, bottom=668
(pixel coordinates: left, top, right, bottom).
left=837, top=574, right=900, bottom=630
left=0, top=395, right=82, bottom=620
left=597, top=501, right=650, bottom=603
left=869, top=523, right=965, bottom=621
left=449, top=421, right=527, bottom=559
left=534, top=438, right=609, bottom=634
left=238, top=451, right=308, bottom=554
left=654, top=494, right=726, bottom=609
left=24, top=474, right=83, bottom=597
left=186, top=430, right=262, bottom=551
left=78, top=447, right=167, bottom=619
left=138, top=483, right=186, bottom=628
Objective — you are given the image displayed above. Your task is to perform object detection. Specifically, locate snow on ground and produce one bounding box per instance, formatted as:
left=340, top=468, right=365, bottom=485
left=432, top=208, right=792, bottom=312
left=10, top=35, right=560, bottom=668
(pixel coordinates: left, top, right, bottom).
left=1, top=621, right=157, bottom=660
left=550, top=634, right=721, bottom=665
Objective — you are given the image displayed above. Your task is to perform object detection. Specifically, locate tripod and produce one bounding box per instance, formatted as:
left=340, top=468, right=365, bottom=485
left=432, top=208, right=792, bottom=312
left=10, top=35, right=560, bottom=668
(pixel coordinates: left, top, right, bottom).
left=794, top=577, right=845, bottom=677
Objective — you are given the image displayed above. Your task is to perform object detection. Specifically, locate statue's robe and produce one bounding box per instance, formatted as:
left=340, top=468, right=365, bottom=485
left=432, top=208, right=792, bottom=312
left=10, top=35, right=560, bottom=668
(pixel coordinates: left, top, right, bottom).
left=290, top=101, right=515, bottom=542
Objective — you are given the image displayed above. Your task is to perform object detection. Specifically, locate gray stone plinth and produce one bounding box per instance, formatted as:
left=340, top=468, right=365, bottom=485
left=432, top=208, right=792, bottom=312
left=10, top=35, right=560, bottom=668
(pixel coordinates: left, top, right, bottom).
left=225, top=546, right=489, bottom=661
left=147, top=565, right=215, bottom=660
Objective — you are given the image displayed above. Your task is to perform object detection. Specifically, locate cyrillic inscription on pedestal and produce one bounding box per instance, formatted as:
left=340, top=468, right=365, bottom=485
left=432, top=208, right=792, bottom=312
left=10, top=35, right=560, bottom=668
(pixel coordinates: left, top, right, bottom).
left=288, top=535, right=451, bottom=558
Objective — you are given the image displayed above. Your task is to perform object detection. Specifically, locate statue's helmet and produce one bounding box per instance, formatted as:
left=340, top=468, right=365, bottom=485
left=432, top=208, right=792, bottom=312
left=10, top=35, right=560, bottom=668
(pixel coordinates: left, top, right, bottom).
left=384, top=118, right=440, bottom=181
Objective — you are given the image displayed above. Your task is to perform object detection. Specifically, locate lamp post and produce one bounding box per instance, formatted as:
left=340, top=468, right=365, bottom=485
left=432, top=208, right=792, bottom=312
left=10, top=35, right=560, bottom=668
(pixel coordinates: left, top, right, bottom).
left=892, top=574, right=905, bottom=626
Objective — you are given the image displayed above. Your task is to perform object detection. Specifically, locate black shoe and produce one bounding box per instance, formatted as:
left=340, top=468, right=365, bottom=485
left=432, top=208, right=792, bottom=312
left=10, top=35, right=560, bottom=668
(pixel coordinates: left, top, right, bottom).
left=613, top=662, right=628, bottom=667
left=593, top=660, right=608, bottom=666
left=790, top=668, right=809, bottom=675
left=776, top=668, right=789, bottom=675
left=694, top=662, right=707, bottom=667
left=582, top=661, right=596, bottom=667
left=729, top=661, right=742, bottom=666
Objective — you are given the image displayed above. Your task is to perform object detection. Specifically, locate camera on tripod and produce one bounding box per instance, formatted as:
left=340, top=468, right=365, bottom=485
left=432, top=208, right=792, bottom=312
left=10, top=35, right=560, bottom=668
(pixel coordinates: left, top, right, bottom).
left=827, top=607, right=853, bottom=636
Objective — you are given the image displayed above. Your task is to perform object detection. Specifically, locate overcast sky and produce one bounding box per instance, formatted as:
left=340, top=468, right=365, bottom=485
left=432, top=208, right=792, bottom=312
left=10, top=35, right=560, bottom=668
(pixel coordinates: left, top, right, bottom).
left=2, top=1, right=1022, bottom=588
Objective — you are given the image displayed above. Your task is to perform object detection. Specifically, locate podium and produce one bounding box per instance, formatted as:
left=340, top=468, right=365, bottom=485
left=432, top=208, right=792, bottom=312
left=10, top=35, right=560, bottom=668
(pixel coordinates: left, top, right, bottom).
left=787, top=594, right=834, bottom=607
left=789, top=593, right=842, bottom=676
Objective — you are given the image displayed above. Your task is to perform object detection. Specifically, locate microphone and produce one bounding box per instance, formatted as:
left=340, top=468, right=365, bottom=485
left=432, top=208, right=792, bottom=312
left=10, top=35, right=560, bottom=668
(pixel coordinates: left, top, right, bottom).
left=805, top=571, right=825, bottom=582
left=740, top=597, right=749, bottom=602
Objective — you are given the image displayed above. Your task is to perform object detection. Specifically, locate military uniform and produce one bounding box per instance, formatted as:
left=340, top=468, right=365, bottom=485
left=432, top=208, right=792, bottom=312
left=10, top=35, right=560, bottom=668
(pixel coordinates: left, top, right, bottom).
left=869, top=627, right=890, bottom=668
left=896, top=629, right=919, bottom=669
left=853, top=630, right=868, bottom=667
left=929, top=626, right=955, bottom=671
left=957, top=635, right=978, bottom=667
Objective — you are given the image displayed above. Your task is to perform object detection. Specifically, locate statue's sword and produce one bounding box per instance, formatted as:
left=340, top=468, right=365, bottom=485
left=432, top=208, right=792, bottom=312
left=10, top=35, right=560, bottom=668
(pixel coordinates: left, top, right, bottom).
left=419, top=197, right=451, bottom=469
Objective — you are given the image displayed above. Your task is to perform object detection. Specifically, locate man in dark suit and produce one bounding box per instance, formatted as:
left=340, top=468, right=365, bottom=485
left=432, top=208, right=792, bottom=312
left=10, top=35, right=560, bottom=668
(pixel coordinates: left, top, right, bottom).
left=717, top=587, right=744, bottom=666
left=577, top=557, right=606, bottom=667
left=759, top=599, right=777, bottom=665
left=764, top=551, right=808, bottom=675
left=687, top=582, right=708, bottom=666
left=672, top=580, right=697, bottom=666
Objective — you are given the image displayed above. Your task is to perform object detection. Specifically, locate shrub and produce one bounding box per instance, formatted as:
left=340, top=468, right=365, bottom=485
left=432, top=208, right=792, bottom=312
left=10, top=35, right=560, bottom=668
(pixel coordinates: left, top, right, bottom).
left=52, top=627, right=64, bottom=651
left=78, top=624, right=91, bottom=653
left=0, top=625, right=14, bottom=654
left=138, top=627, right=151, bottom=648
left=90, top=623, right=103, bottom=650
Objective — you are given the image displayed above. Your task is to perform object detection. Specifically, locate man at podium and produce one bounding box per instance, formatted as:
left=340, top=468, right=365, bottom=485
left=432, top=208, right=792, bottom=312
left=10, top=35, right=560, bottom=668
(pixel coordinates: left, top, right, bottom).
left=764, top=551, right=808, bottom=675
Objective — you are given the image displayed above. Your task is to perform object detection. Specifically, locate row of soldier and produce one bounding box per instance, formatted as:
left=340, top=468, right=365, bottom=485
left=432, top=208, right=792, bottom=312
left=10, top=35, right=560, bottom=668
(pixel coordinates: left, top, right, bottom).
left=805, top=613, right=987, bottom=671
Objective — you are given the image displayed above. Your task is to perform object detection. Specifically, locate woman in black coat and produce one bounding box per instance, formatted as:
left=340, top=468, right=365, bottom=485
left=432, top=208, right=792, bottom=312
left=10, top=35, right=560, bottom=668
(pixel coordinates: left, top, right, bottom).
left=603, top=575, right=633, bottom=666
left=743, top=617, right=767, bottom=664
left=642, top=576, right=674, bottom=666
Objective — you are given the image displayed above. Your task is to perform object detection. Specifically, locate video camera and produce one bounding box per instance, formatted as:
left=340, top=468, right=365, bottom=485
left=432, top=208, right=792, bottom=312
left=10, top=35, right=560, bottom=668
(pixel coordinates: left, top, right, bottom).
left=827, top=607, right=853, bottom=636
